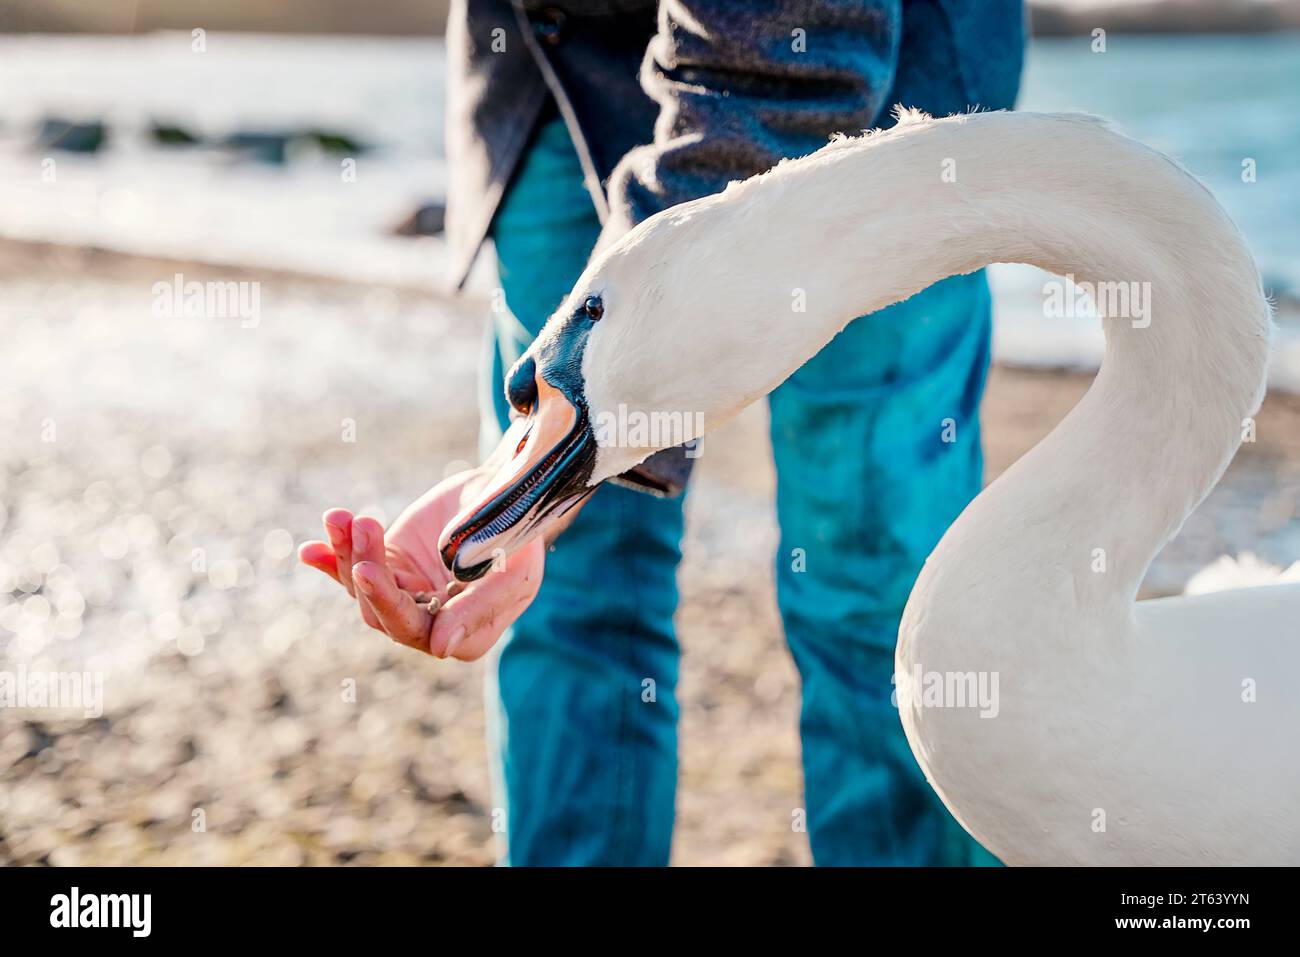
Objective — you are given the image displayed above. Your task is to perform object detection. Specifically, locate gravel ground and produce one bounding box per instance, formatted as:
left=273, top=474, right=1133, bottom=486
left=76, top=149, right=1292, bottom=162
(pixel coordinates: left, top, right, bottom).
left=2, top=240, right=1297, bottom=866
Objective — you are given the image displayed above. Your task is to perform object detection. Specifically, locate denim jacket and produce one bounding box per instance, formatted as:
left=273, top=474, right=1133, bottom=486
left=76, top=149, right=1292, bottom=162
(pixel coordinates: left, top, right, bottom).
left=445, top=0, right=1025, bottom=492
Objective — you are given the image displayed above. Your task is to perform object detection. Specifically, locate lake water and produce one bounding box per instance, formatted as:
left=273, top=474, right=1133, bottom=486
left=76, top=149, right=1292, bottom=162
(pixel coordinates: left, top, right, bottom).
left=0, top=31, right=1297, bottom=384
left=994, top=33, right=1300, bottom=387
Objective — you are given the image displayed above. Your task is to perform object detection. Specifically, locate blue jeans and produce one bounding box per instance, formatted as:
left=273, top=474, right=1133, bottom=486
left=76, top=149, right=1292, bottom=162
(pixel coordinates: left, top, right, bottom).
left=483, top=117, right=997, bottom=866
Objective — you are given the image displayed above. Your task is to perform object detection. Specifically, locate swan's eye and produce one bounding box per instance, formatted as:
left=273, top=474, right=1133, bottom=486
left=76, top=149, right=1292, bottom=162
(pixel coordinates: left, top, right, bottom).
left=582, top=296, right=603, bottom=322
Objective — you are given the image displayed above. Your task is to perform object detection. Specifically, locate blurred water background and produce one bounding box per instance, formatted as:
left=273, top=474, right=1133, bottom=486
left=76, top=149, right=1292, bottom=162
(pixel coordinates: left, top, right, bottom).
left=993, top=32, right=1300, bottom=384
left=0, top=30, right=1297, bottom=382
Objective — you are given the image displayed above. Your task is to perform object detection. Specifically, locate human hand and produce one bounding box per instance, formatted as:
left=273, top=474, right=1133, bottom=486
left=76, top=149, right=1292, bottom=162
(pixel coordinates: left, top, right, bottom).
left=298, top=465, right=546, bottom=660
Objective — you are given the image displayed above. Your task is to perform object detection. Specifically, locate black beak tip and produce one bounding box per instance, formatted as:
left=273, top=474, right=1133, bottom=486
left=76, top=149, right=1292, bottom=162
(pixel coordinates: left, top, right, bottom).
left=452, top=554, right=495, bottom=583
left=440, top=537, right=493, bottom=583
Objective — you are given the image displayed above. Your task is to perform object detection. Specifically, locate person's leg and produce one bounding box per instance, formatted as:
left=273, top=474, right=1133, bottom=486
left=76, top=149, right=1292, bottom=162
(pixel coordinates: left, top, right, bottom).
left=482, top=115, right=685, bottom=866
left=769, top=271, right=1000, bottom=866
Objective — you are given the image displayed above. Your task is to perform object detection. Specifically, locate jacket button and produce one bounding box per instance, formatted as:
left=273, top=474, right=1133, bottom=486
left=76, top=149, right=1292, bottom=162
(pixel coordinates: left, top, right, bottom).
left=532, top=7, right=567, bottom=47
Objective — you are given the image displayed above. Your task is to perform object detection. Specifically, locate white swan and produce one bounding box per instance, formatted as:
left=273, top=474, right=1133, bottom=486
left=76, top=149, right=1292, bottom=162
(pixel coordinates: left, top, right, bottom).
left=439, top=109, right=1300, bottom=865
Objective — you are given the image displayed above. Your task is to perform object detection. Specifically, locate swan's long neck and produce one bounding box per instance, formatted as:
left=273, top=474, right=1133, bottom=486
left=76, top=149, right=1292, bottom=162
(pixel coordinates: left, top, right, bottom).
left=725, top=111, right=1271, bottom=607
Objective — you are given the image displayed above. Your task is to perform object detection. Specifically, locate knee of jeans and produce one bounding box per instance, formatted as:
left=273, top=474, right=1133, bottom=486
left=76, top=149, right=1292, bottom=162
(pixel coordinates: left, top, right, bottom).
left=777, top=575, right=911, bottom=656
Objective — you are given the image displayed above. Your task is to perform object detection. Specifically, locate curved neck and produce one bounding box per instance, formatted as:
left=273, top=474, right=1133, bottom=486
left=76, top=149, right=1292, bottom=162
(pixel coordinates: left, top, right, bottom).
left=732, top=112, right=1271, bottom=603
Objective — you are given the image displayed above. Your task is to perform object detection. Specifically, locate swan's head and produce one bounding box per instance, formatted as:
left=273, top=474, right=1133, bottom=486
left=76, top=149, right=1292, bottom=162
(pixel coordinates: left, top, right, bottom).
left=439, top=190, right=806, bottom=580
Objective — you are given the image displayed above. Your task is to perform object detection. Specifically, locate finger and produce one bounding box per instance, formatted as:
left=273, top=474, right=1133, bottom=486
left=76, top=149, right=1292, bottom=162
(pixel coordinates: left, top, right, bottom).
left=354, top=581, right=385, bottom=632
left=350, top=516, right=387, bottom=567
left=429, top=543, right=544, bottom=661
left=349, top=517, right=388, bottom=630
left=353, top=561, right=434, bottom=654
left=323, top=508, right=355, bottom=597
left=297, top=541, right=342, bottom=584
left=351, top=514, right=400, bottom=634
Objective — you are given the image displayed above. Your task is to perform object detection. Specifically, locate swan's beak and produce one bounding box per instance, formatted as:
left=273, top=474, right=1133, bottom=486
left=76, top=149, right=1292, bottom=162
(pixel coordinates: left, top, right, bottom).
left=439, top=376, right=597, bottom=581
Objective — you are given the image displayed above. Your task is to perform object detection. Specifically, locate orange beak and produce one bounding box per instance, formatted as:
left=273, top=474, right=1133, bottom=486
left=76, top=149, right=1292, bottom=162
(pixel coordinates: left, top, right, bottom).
left=439, top=376, right=597, bottom=581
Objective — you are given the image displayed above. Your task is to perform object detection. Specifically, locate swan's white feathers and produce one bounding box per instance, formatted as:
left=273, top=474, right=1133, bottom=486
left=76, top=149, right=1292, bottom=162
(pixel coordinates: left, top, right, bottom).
left=543, top=111, right=1299, bottom=863
left=1184, top=552, right=1300, bottom=594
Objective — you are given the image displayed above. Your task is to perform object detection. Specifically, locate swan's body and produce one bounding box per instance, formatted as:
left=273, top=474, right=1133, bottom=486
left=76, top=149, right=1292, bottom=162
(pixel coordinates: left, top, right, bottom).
left=1185, top=552, right=1300, bottom=594
left=446, top=109, right=1300, bottom=864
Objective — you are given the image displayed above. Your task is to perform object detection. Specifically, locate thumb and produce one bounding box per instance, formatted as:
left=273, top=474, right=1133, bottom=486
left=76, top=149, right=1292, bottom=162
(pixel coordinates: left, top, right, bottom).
left=428, top=543, right=545, bottom=660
